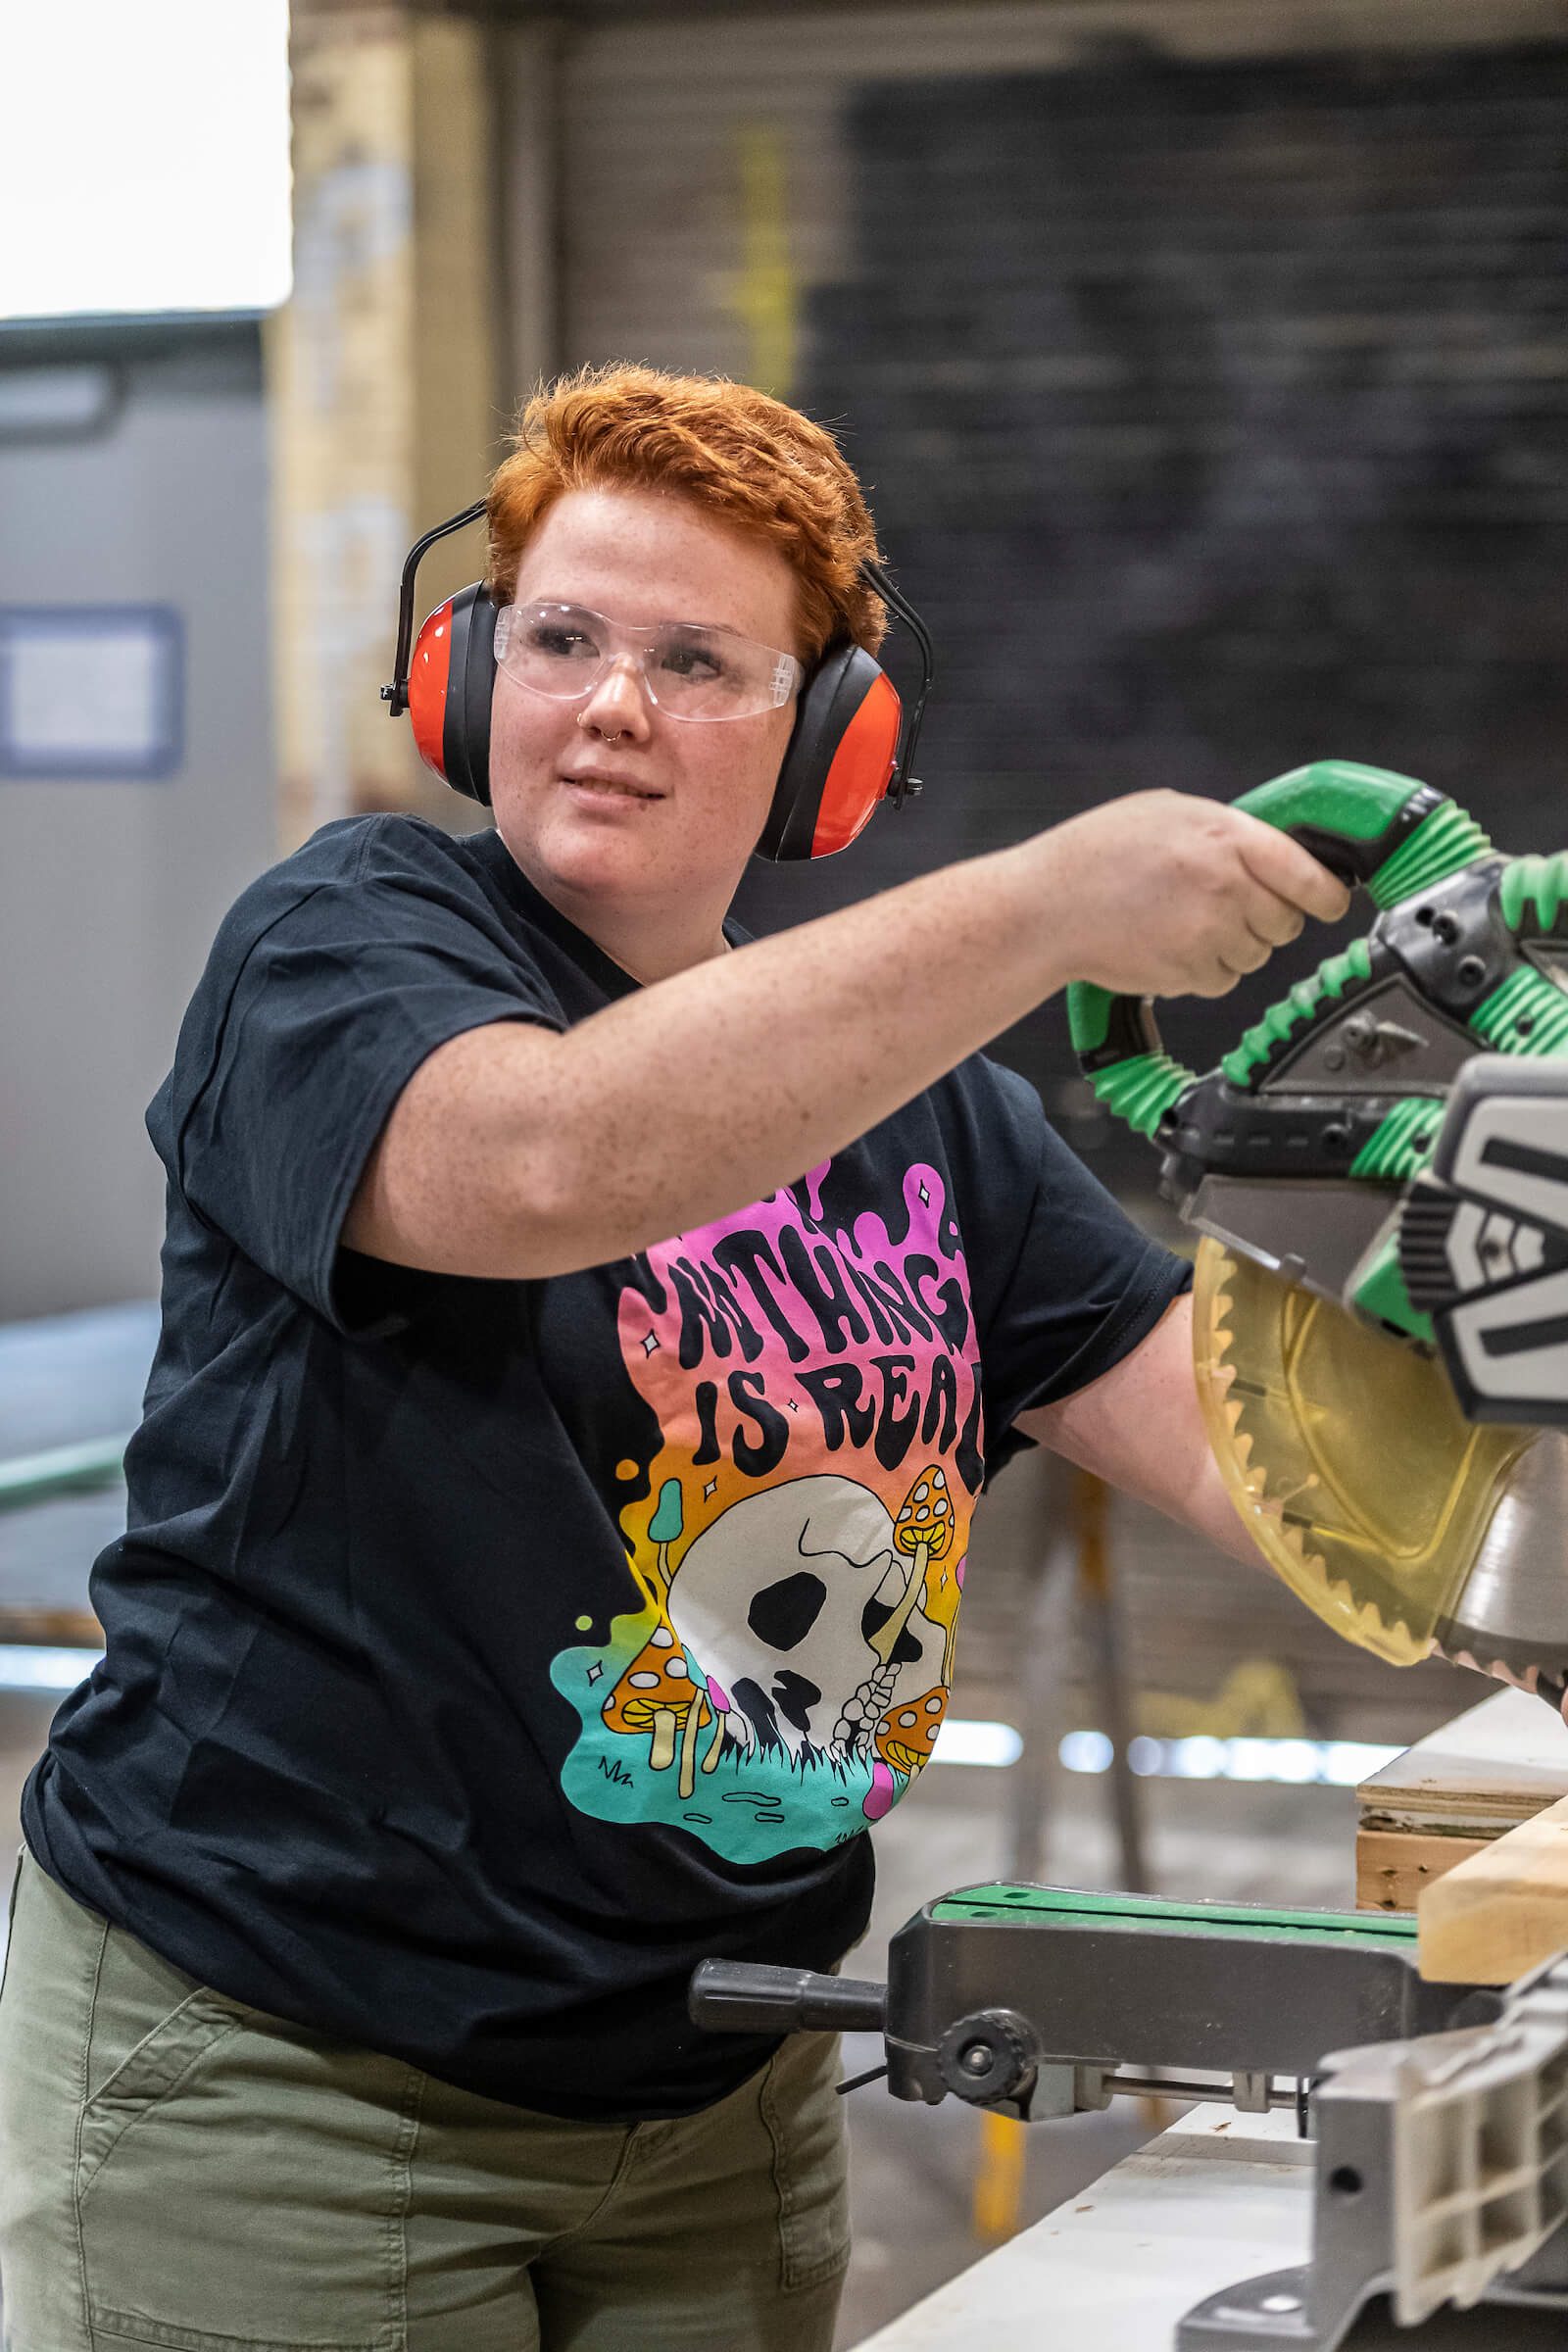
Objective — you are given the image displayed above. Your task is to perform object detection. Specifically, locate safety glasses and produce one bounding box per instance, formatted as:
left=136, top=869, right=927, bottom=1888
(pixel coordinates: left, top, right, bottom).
left=493, top=602, right=805, bottom=722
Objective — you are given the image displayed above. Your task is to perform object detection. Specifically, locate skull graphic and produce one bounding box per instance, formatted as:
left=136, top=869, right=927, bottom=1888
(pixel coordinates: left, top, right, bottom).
left=666, top=1475, right=944, bottom=1759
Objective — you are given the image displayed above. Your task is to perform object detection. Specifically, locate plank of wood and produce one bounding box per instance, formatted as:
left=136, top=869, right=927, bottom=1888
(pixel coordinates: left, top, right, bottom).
left=1357, top=1687, right=1568, bottom=1838
left=1419, top=1793, right=1568, bottom=1984
left=1355, top=1828, right=1492, bottom=1915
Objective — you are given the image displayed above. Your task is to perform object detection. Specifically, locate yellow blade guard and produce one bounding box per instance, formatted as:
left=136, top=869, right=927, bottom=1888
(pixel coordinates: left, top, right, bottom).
left=1193, top=1237, right=1539, bottom=1666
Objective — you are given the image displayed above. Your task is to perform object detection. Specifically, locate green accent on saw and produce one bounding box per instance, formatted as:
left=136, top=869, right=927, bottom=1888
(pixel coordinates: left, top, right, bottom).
left=1235, top=761, right=1426, bottom=842
left=1066, top=981, right=1113, bottom=1054
left=1088, top=1052, right=1191, bottom=1138
left=1367, top=803, right=1493, bottom=908
left=1500, top=854, right=1568, bottom=937
left=1350, top=1096, right=1445, bottom=1183
left=1351, top=1231, right=1437, bottom=1346
left=1220, top=938, right=1374, bottom=1089
left=932, top=1883, right=1419, bottom=1952
left=1472, top=964, right=1568, bottom=1058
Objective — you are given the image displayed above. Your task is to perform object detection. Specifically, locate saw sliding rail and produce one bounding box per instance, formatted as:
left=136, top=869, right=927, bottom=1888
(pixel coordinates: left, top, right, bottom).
left=693, top=1884, right=1568, bottom=2348
left=693, top=1885, right=1498, bottom=2126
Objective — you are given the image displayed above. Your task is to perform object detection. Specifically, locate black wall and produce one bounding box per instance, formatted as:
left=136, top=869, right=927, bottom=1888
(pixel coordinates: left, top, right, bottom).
left=736, top=41, right=1568, bottom=1192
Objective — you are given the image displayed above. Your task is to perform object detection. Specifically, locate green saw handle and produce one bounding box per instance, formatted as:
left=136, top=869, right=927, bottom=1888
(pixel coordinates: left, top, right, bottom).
left=1067, top=760, right=1493, bottom=1137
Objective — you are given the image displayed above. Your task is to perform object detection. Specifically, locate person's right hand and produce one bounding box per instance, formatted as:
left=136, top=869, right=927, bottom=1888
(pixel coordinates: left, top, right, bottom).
left=1030, top=789, right=1353, bottom=1000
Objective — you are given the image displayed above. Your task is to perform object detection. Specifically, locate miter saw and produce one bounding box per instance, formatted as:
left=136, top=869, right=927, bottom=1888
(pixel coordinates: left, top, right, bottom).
left=1066, top=760, right=1568, bottom=1702
left=692, top=763, right=1568, bottom=2347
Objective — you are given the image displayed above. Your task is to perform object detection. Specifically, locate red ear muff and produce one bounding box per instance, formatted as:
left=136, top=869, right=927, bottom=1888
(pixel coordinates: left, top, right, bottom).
left=407, top=600, right=455, bottom=777
left=811, top=668, right=904, bottom=857
left=406, top=582, right=498, bottom=806
left=758, top=647, right=903, bottom=862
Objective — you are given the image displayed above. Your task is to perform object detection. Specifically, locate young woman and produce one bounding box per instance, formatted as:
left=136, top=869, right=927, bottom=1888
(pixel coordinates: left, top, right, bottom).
left=0, top=367, right=1348, bottom=2351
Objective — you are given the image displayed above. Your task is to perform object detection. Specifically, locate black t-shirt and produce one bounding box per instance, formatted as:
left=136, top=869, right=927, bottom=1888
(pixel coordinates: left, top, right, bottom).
left=24, top=814, right=1191, bottom=2121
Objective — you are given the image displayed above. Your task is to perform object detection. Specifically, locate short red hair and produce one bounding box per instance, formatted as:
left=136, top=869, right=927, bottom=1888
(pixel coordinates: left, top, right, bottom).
left=484, top=364, right=887, bottom=662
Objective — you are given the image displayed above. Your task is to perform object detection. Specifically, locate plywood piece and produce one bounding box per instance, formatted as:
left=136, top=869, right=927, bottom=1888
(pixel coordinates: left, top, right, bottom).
left=1357, top=1687, right=1568, bottom=1839
left=1419, top=1794, right=1568, bottom=1984
left=1355, top=1828, right=1493, bottom=1915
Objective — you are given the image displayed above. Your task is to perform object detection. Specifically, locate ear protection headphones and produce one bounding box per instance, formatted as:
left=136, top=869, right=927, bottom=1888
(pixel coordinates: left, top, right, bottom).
left=382, top=501, right=934, bottom=861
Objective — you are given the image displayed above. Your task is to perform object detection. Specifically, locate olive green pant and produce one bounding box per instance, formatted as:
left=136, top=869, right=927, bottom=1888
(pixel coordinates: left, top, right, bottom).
left=0, top=1851, right=850, bottom=2352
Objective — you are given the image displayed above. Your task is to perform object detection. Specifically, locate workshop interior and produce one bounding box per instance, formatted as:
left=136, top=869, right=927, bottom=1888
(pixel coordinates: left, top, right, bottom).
left=4, top=4, right=1568, bottom=2348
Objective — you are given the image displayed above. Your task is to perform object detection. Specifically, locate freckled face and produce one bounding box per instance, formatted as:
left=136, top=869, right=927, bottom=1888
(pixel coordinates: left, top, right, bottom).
left=487, top=486, right=803, bottom=933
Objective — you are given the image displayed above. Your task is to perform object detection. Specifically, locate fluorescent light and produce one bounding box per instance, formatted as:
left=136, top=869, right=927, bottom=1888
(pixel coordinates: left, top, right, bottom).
left=0, top=1, right=292, bottom=320
left=1320, top=1741, right=1404, bottom=1787
left=0, top=1646, right=102, bottom=1693
left=1064, top=1733, right=1401, bottom=1787
left=1060, top=1729, right=1115, bottom=1776
left=930, top=1718, right=1023, bottom=1769
left=1171, top=1735, right=1229, bottom=1781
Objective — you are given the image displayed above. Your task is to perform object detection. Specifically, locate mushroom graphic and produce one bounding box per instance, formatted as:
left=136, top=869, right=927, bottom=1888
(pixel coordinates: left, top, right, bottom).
left=602, top=1622, right=694, bottom=1773
left=699, top=1674, right=732, bottom=1776
left=873, top=1688, right=947, bottom=1778
left=838, top=1465, right=956, bottom=1754
left=676, top=1662, right=728, bottom=1798
left=602, top=1619, right=725, bottom=1797
left=942, top=1553, right=966, bottom=1687
left=647, top=1478, right=685, bottom=1603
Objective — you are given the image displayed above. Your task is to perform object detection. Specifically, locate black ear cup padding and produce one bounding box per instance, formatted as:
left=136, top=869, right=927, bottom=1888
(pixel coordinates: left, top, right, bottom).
left=759, top=645, right=885, bottom=862
left=442, top=583, right=499, bottom=807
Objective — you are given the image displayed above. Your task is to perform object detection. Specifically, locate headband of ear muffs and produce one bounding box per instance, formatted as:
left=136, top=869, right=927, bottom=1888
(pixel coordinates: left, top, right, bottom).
left=384, top=509, right=932, bottom=862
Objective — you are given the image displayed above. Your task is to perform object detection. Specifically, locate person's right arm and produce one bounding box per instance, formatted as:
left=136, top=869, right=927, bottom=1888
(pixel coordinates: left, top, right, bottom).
left=342, top=790, right=1350, bottom=1281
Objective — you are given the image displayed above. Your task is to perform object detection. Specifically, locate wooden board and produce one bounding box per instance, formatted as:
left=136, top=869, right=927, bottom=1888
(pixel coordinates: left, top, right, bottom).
left=1420, top=1793, right=1568, bottom=1984
left=1354, top=1689, right=1568, bottom=1915
left=1355, top=1827, right=1493, bottom=1914
left=1356, top=1687, right=1568, bottom=1838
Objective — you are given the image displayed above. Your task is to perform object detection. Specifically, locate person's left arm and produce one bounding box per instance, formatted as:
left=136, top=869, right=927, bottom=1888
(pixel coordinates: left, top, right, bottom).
left=1013, top=1291, right=1264, bottom=1570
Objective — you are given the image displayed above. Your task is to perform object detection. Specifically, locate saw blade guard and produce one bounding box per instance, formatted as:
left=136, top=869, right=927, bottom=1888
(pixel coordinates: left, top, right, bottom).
left=1193, top=1235, right=1539, bottom=1665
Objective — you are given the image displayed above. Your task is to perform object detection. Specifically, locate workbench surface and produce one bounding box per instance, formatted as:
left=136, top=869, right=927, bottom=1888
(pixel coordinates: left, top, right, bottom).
left=850, top=2104, right=1564, bottom=2350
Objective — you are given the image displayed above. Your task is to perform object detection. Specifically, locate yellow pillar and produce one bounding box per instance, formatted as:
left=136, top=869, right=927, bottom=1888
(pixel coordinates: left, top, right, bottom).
left=269, top=1, right=505, bottom=851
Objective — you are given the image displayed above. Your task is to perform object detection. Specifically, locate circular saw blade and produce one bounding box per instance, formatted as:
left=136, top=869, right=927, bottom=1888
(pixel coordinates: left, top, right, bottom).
left=1193, top=1236, right=1539, bottom=1667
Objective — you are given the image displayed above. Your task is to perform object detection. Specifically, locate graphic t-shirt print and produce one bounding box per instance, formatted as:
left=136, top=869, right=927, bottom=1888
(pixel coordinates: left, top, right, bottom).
left=551, top=1161, right=982, bottom=1863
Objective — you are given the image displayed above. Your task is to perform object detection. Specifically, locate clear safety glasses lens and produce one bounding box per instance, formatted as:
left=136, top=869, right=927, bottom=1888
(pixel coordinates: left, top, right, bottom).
left=493, top=604, right=802, bottom=721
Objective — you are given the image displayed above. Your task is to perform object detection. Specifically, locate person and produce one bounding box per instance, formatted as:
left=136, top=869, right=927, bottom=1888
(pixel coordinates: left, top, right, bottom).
left=0, top=365, right=1350, bottom=2352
